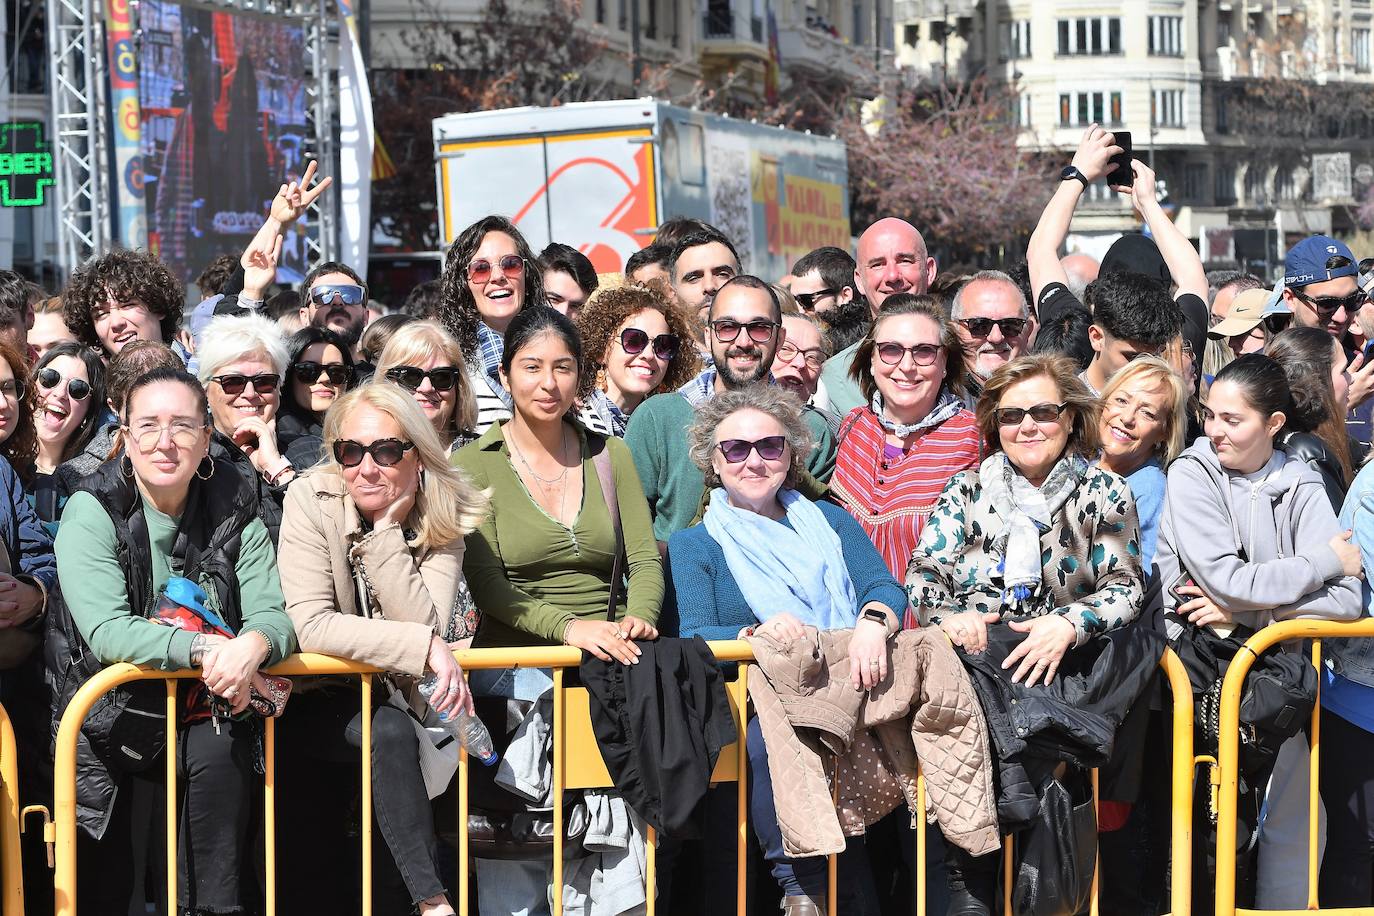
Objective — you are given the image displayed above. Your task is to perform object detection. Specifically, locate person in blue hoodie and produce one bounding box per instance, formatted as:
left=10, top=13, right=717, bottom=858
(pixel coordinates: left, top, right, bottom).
left=1154, top=353, right=1363, bottom=910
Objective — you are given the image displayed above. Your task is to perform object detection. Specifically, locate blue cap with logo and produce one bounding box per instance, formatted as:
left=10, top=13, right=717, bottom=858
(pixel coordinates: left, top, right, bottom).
left=1283, top=235, right=1358, bottom=288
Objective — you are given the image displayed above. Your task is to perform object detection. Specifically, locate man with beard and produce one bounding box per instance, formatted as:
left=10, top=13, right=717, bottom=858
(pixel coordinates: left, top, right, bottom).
left=626, top=275, right=837, bottom=544
left=298, top=261, right=368, bottom=360
left=950, top=270, right=1031, bottom=406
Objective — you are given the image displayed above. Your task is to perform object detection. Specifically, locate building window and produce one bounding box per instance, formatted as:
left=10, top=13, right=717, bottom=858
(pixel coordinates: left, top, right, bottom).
left=1275, top=167, right=1303, bottom=200
left=1000, top=20, right=1031, bottom=60
left=1056, top=17, right=1121, bottom=55
left=1151, top=89, right=1184, bottom=128
left=1216, top=164, right=1237, bottom=205
left=705, top=0, right=732, bottom=38
left=1059, top=91, right=1124, bottom=127
left=904, top=23, right=918, bottom=47
left=1216, top=93, right=1231, bottom=134
left=1184, top=163, right=1208, bottom=202
left=1149, top=16, right=1184, bottom=56
left=1218, top=18, right=1232, bottom=46
left=596, top=0, right=606, bottom=24
left=1243, top=166, right=1268, bottom=206
left=1013, top=93, right=1032, bottom=128
left=1355, top=28, right=1372, bottom=72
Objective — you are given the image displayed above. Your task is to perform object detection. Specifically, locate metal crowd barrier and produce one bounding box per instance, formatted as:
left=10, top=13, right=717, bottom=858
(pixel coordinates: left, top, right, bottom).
left=46, top=643, right=1197, bottom=915
left=1212, top=617, right=1374, bottom=916
left=0, top=702, right=22, bottom=915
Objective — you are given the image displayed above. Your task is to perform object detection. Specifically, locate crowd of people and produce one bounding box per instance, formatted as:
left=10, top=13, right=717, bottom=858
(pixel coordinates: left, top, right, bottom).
left=2, top=129, right=1374, bottom=916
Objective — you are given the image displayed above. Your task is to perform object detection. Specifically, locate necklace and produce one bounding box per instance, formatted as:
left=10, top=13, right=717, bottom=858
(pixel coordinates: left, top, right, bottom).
left=509, top=426, right=572, bottom=522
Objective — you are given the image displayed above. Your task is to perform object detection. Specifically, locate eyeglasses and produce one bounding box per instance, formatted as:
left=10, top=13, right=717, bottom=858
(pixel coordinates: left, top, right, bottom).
left=956, top=317, right=1028, bottom=339
left=211, top=374, right=280, bottom=396
left=124, top=420, right=206, bottom=451
left=619, top=328, right=680, bottom=361
left=290, top=361, right=352, bottom=386
left=716, top=435, right=787, bottom=463
left=0, top=380, right=22, bottom=403
left=875, top=342, right=941, bottom=366
left=36, top=368, right=90, bottom=401
left=333, top=437, right=415, bottom=468
left=385, top=365, right=460, bottom=392
left=308, top=284, right=365, bottom=307
left=1292, top=289, right=1362, bottom=318
left=793, top=288, right=837, bottom=311
left=467, top=254, right=525, bottom=284
left=710, top=319, right=779, bottom=343
left=994, top=402, right=1069, bottom=426
left=776, top=341, right=825, bottom=370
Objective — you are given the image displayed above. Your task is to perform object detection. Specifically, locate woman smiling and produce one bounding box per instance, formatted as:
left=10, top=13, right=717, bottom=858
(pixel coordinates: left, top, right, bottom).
left=376, top=320, right=477, bottom=453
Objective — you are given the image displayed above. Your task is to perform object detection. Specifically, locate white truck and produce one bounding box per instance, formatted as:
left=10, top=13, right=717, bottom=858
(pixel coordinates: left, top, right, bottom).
left=432, top=99, right=850, bottom=280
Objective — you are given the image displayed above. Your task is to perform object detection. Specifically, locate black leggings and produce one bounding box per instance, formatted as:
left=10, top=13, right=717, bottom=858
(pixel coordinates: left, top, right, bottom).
left=1319, top=708, right=1374, bottom=906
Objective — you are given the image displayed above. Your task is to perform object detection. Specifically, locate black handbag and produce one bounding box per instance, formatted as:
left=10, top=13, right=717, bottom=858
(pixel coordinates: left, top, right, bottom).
left=1012, top=768, right=1098, bottom=916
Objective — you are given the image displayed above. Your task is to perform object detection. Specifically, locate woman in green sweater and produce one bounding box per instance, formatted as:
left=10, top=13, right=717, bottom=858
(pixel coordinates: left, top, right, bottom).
left=453, top=305, right=662, bottom=915
left=53, top=367, right=294, bottom=915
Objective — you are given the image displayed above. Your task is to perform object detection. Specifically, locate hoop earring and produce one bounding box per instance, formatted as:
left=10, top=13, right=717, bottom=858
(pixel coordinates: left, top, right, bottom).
left=195, top=456, right=215, bottom=481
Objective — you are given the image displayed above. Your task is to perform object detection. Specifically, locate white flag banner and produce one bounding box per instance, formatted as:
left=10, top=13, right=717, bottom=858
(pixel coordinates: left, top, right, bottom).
left=336, top=0, right=373, bottom=280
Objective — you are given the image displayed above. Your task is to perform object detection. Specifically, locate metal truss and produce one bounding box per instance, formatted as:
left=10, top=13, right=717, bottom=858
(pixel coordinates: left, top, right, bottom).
left=46, top=0, right=337, bottom=278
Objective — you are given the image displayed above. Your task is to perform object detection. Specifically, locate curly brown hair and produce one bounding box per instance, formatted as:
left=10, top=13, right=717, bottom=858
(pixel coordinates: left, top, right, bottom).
left=574, top=284, right=700, bottom=401
left=0, top=340, right=37, bottom=480
left=436, top=216, right=544, bottom=364
left=62, top=249, right=183, bottom=351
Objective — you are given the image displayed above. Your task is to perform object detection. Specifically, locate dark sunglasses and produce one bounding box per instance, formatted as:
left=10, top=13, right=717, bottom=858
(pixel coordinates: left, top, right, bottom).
left=308, top=283, right=365, bottom=307
left=994, top=402, right=1068, bottom=426
left=332, top=437, right=415, bottom=468
left=467, top=254, right=525, bottom=284
left=36, top=367, right=91, bottom=400
left=290, top=361, right=352, bottom=386
left=1293, top=289, right=1362, bottom=317
left=875, top=342, right=941, bottom=366
left=956, top=317, right=1028, bottom=339
left=716, top=435, right=787, bottom=463
left=211, top=373, right=280, bottom=396
left=793, top=288, right=837, bottom=311
left=710, top=319, right=778, bottom=344
left=1263, top=313, right=1293, bottom=334
left=385, top=365, right=460, bottom=392
left=619, top=328, right=680, bottom=361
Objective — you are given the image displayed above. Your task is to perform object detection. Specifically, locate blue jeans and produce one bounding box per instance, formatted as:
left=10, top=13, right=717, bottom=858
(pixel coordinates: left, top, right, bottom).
left=747, top=718, right=879, bottom=913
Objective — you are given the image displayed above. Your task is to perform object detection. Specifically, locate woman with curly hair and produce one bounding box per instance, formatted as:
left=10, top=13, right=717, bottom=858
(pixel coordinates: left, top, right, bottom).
left=0, top=340, right=37, bottom=483
left=60, top=249, right=184, bottom=358
left=575, top=284, right=699, bottom=436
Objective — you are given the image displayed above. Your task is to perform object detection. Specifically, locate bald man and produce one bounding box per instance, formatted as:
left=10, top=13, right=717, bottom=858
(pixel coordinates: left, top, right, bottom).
left=817, top=217, right=937, bottom=414
left=1060, top=253, right=1100, bottom=301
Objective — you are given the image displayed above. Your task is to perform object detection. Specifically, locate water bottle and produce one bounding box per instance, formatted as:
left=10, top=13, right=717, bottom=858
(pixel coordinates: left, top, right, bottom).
left=417, top=674, right=498, bottom=766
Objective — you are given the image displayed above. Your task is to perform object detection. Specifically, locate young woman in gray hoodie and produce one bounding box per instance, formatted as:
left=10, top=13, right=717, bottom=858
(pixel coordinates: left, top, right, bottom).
left=1155, top=353, right=1363, bottom=910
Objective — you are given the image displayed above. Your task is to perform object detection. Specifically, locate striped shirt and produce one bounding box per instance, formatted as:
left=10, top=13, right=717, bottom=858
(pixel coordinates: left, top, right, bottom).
left=830, top=406, right=982, bottom=621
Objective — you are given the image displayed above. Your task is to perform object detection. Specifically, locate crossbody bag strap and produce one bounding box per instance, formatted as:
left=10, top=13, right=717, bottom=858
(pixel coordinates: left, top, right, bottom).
left=591, top=440, right=624, bottom=622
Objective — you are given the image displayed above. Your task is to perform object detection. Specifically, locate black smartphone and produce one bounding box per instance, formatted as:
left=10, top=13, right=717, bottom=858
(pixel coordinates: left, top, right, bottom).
left=1107, top=130, right=1133, bottom=188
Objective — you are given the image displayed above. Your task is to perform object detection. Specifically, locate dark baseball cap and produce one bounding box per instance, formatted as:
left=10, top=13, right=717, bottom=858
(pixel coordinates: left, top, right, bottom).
left=1283, top=235, right=1358, bottom=288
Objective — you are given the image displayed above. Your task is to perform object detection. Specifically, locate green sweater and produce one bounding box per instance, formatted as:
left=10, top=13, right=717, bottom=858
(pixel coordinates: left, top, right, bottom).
left=453, top=421, right=664, bottom=648
left=55, top=491, right=293, bottom=670
left=818, top=340, right=864, bottom=416
left=625, top=391, right=838, bottom=542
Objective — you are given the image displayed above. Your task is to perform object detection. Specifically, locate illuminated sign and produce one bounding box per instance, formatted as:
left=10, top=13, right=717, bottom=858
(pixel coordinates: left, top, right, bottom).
left=0, top=121, right=54, bottom=208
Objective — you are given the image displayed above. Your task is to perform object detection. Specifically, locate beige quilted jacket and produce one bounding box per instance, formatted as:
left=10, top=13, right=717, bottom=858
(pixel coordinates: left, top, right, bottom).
left=746, top=625, right=1000, bottom=859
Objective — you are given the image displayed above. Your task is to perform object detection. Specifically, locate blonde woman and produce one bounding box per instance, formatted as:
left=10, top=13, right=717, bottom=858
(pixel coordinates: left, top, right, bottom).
left=1097, top=355, right=1188, bottom=574
left=277, top=383, right=488, bottom=916
left=375, top=320, right=480, bottom=452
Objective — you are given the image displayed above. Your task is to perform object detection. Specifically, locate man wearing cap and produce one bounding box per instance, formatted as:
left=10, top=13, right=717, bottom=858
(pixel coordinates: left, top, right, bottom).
left=1208, top=287, right=1292, bottom=357
left=1283, top=236, right=1362, bottom=339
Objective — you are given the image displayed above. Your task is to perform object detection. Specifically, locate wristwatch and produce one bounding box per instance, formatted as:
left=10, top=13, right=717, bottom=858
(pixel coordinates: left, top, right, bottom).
left=861, top=607, right=895, bottom=637
left=1061, top=165, right=1089, bottom=188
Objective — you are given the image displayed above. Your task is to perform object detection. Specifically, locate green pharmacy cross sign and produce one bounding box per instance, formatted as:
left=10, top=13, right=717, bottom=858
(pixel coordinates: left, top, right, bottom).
left=0, top=121, right=54, bottom=208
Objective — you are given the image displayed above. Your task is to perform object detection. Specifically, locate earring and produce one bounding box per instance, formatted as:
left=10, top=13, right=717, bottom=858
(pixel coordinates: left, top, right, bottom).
left=596, top=367, right=608, bottom=392
left=195, top=456, right=215, bottom=481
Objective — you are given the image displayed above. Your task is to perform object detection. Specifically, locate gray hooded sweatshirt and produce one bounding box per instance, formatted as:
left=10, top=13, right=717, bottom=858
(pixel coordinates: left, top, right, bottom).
left=1154, top=438, right=1362, bottom=628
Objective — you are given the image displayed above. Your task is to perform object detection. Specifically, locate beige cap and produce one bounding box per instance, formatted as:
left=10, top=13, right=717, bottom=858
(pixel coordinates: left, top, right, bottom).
left=1207, top=287, right=1286, bottom=339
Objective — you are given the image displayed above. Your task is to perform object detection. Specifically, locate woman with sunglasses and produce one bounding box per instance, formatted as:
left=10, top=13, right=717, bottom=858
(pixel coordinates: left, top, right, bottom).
left=277, top=383, right=486, bottom=916
left=29, top=342, right=106, bottom=531
left=375, top=320, right=479, bottom=452
left=278, top=327, right=355, bottom=468
left=52, top=366, right=294, bottom=915
left=196, top=313, right=294, bottom=543
left=573, top=284, right=699, bottom=437
left=665, top=384, right=903, bottom=916
left=830, top=295, right=981, bottom=607
left=909, top=354, right=1146, bottom=914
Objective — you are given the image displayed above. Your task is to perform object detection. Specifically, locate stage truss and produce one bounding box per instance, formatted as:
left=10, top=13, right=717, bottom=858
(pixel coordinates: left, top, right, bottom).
left=45, top=0, right=339, bottom=279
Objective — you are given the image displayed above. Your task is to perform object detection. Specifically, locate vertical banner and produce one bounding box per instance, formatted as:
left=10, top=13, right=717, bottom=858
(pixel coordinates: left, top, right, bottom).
left=106, top=0, right=147, bottom=249
left=336, top=0, right=373, bottom=280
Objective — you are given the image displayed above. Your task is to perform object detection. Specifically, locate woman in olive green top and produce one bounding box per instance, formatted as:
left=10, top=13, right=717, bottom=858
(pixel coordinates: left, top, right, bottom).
left=452, top=306, right=661, bottom=916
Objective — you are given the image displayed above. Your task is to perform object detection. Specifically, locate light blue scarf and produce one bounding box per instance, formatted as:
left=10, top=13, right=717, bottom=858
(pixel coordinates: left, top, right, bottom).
left=702, top=487, right=858, bottom=630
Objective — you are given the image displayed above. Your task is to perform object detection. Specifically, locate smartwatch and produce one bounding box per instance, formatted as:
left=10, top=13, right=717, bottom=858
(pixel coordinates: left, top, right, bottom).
left=1061, top=165, right=1090, bottom=188
left=861, top=607, right=894, bottom=637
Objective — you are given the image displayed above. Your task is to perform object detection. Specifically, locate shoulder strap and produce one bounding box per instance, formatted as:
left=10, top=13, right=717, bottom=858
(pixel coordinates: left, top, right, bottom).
left=591, top=439, right=624, bottom=622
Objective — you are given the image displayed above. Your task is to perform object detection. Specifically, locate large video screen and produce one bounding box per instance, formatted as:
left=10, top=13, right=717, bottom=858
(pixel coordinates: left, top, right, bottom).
left=137, top=1, right=310, bottom=283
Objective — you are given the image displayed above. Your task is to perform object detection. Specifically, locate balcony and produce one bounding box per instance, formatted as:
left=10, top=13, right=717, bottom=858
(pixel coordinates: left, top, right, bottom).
left=894, top=0, right=978, bottom=21
left=777, top=24, right=892, bottom=85
left=700, top=0, right=770, bottom=63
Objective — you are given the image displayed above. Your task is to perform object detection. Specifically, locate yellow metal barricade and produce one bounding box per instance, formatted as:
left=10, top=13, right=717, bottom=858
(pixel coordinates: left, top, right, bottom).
left=0, top=701, right=22, bottom=916
left=1212, top=618, right=1374, bottom=916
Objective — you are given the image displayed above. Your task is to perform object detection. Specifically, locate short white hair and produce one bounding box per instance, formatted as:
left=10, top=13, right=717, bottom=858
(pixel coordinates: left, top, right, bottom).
left=195, top=313, right=289, bottom=382
left=950, top=270, right=1027, bottom=320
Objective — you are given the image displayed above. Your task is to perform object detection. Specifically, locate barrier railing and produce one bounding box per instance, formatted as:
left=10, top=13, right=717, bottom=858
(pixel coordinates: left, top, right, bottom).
left=0, top=702, right=22, bottom=916
left=49, top=643, right=1196, bottom=916
left=1212, top=617, right=1374, bottom=916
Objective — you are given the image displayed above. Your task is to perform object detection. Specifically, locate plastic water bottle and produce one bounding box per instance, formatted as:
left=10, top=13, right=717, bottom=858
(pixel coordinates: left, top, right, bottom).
left=417, top=674, right=498, bottom=766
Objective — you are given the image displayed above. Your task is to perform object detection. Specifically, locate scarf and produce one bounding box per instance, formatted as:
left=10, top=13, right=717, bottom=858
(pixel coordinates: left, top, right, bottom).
left=870, top=387, right=964, bottom=439
left=980, top=451, right=1087, bottom=611
left=702, top=487, right=858, bottom=630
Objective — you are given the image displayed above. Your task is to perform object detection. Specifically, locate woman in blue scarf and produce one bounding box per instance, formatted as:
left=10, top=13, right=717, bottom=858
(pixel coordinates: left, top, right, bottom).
left=666, top=384, right=906, bottom=916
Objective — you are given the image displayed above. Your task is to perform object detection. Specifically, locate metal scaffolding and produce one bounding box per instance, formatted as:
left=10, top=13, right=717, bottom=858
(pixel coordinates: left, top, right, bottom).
left=45, top=0, right=337, bottom=279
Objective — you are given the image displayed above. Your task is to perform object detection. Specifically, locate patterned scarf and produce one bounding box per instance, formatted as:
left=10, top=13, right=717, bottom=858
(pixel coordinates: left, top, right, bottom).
left=980, top=451, right=1087, bottom=611
left=870, top=386, right=964, bottom=439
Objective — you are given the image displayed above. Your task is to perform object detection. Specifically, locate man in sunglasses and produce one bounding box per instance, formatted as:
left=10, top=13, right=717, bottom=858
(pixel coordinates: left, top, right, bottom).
left=1282, top=236, right=1361, bottom=340
left=951, top=270, right=1031, bottom=404
left=790, top=246, right=861, bottom=317
left=626, top=276, right=837, bottom=545
left=298, top=261, right=369, bottom=357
